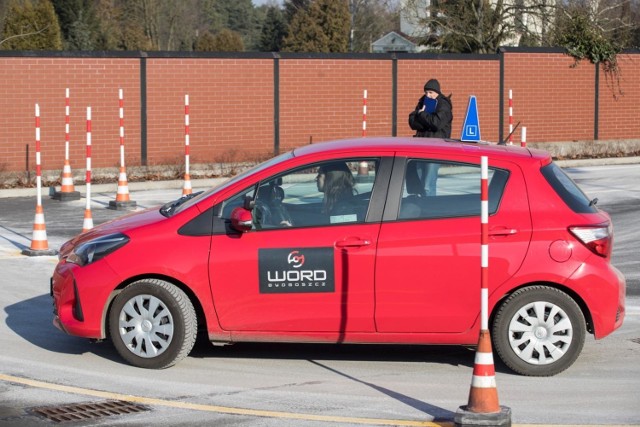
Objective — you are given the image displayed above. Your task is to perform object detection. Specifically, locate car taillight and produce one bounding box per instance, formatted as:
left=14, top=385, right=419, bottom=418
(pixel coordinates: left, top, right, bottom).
left=569, top=224, right=612, bottom=258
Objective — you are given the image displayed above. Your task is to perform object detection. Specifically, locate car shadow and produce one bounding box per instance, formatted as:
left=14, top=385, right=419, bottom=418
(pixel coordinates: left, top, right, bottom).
left=5, top=294, right=513, bottom=377
left=4, top=293, right=122, bottom=362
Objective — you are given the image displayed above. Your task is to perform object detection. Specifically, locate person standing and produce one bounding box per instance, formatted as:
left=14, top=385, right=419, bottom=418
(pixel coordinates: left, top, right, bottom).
left=409, top=78, right=453, bottom=138
left=408, top=79, right=453, bottom=195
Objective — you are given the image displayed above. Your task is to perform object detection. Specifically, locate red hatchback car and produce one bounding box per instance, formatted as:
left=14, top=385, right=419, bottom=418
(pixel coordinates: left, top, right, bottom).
left=51, top=138, right=625, bottom=376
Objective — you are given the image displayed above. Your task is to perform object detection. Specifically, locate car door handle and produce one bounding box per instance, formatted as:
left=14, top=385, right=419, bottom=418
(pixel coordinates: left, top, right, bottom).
left=489, top=227, right=518, bottom=236
left=335, top=239, right=371, bottom=248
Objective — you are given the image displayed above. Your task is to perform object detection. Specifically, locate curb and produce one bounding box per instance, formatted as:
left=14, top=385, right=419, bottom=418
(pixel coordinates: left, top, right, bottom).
left=0, top=177, right=228, bottom=199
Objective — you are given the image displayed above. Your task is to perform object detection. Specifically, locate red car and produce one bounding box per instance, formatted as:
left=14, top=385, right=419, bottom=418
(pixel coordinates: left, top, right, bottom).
left=51, top=138, right=625, bottom=376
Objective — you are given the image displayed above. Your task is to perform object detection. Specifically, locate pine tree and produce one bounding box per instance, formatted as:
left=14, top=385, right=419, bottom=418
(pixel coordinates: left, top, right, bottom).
left=259, top=5, right=287, bottom=52
left=282, top=0, right=349, bottom=53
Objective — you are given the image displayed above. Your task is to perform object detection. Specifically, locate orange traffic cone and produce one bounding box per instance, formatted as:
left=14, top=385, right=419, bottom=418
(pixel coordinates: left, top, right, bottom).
left=22, top=204, right=57, bottom=256
left=108, top=166, right=136, bottom=210
left=467, top=330, right=500, bottom=413
left=82, top=207, right=93, bottom=233
left=182, top=172, right=192, bottom=196
left=52, top=159, right=81, bottom=201
left=455, top=330, right=511, bottom=426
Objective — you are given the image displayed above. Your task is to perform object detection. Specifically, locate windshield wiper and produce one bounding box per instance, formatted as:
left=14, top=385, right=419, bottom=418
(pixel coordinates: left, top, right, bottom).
left=160, top=191, right=203, bottom=217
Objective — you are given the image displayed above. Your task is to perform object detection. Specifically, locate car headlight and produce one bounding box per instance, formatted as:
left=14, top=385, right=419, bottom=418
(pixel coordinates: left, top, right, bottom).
left=67, top=233, right=130, bottom=266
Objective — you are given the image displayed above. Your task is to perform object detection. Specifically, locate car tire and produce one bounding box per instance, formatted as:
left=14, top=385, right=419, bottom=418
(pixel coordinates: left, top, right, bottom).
left=492, top=285, right=586, bottom=376
left=108, top=279, right=197, bottom=369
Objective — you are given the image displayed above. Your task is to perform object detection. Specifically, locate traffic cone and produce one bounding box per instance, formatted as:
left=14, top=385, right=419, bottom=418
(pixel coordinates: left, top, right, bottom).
left=82, top=207, right=93, bottom=233
left=182, top=172, right=192, bottom=196
left=455, top=330, right=511, bottom=426
left=108, top=166, right=136, bottom=210
left=22, top=204, right=57, bottom=256
left=356, top=161, right=370, bottom=183
left=52, top=159, right=81, bottom=201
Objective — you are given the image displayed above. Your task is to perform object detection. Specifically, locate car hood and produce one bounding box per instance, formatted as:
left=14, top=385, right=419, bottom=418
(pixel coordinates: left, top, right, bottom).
left=59, top=207, right=166, bottom=256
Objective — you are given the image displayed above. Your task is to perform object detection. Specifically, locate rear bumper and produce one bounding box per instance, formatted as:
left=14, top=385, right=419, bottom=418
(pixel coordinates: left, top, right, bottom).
left=568, top=261, right=625, bottom=339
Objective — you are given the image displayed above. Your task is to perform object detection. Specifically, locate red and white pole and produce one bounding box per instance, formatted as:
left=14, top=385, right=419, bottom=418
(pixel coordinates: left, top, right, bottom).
left=362, top=89, right=367, bottom=138
left=480, top=156, right=489, bottom=330
left=508, top=90, right=513, bottom=145
left=27, top=104, right=50, bottom=252
left=358, top=89, right=369, bottom=176
left=83, top=107, right=94, bottom=232
left=457, top=155, right=509, bottom=423
left=60, top=88, right=75, bottom=192
left=520, top=126, right=527, bottom=148
left=54, top=88, right=80, bottom=200
left=182, top=94, right=192, bottom=195
left=115, top=88, right=131, bottom=202
left=23, top=104, right=56, bottom=256
left=35, top=104, right=43, bottom=212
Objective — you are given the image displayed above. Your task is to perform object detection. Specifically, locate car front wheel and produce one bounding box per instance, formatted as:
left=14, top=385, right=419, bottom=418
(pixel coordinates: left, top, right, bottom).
left=492, top=285, right=586, bottom=376
left=108, top=279, right=197, bottom=369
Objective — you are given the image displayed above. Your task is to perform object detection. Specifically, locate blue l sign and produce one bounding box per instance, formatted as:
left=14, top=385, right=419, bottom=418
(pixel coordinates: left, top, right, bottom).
left=461, top=96, right=481, bottom=142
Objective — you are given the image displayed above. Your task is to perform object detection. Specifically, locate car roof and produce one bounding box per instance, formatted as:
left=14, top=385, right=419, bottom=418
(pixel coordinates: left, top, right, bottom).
left=292, top=137, right=550, bottom=164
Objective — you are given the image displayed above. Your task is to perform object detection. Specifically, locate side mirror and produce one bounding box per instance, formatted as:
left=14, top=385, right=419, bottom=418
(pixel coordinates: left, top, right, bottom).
left=230, top=206, right=253, bottom=232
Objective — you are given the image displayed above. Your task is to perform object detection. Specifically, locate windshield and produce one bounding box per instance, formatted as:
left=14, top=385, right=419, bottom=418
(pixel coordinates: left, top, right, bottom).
left=168, top=151, right=294, bottom=216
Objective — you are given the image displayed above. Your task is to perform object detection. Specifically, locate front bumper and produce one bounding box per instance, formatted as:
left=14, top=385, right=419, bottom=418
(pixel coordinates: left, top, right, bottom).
left=50, top=259, right=122, bottom=339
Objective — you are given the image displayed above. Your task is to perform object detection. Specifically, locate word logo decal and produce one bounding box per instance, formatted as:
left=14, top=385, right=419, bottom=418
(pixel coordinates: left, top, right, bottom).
left=259, top=248, right=334, bottom=293
left=287, top=251, right=305, bottom=268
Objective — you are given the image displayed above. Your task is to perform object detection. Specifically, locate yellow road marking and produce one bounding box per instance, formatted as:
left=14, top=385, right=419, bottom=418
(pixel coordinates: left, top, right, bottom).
left=0, top=373, right=449, bottom=426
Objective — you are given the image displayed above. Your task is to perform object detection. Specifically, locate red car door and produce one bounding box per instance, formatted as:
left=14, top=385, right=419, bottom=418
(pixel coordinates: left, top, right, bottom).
left=374, top=154, right=532, bottom=334
left=208, top=158, right=387, bottom=335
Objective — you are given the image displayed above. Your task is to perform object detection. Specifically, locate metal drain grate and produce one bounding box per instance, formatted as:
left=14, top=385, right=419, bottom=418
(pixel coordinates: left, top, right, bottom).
left=30, top=400, right=149, bottom=423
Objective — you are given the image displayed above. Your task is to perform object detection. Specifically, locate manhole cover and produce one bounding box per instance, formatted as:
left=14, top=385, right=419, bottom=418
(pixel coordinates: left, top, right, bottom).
left=30, top=400, right=149, bottom=423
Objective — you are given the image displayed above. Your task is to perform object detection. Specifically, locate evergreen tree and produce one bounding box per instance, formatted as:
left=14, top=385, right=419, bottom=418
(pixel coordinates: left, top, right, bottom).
left=259, top=5, right=287, bottom=51
left=282, top=0, right=349, bottom=52
left=1, top=0, right=63, bottom=50
left=316, top=0, right=349, bottom=52
left=51, top=0, right=100, bottom=50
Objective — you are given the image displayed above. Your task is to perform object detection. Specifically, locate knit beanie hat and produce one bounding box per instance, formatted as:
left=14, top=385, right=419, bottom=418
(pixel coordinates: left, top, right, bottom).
left=424, top=79, right=441, bottom=95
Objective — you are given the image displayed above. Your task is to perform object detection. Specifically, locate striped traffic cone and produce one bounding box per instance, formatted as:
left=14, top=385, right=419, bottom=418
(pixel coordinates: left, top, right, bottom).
left=82, top=207, right=94, bottom=233
left=455, top=330, right=511, bottom=426
left=182, top=172, right=192, bottom=196
left=467, top=330, right=500, bottom=413
left=22, top=204, right=57, bottom=256
left=108, top=166, right=136, bottom=210
left=53, top=159, right=80, bottom=201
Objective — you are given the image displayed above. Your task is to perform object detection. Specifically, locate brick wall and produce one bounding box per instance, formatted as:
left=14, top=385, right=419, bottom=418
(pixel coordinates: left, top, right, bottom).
left=0, top=49, right=638, bottom=174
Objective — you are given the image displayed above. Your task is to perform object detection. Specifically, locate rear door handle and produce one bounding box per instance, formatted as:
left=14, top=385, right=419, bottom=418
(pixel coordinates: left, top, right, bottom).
left=489, top=227, right=518, bottom=236
left=335, top=239, right=371, bottom=248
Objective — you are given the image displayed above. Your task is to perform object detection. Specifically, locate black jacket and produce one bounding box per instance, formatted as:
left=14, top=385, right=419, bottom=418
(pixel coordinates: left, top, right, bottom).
left=408, top=94, right=453, bottom=138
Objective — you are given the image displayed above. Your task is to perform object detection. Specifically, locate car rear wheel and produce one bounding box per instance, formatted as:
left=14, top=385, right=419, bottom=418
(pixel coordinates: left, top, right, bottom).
left=492, top=285, right=586, bottom=376
left=108, top=279, right=197, bottom=369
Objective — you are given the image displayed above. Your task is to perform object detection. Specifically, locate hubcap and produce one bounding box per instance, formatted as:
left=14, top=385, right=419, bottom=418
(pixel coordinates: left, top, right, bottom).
left=508, top=301, right=573, bottom=366
left=118, top=294, right=174, bottom=358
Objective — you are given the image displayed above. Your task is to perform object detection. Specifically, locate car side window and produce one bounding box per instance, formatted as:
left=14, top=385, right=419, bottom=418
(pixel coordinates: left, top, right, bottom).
left=399, top=159, right=508, bottom=220
left=221, top=159, right=379, bottom=230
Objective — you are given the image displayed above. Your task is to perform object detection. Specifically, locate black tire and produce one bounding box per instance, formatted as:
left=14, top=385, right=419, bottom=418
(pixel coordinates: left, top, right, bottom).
left=108, top=279, right=197, bottom=369
left=492, top=285, right=586, bottom=376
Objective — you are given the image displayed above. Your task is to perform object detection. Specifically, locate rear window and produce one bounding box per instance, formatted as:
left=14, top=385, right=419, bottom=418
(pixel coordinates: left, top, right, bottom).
left=541, top=163, right=598, bottom=213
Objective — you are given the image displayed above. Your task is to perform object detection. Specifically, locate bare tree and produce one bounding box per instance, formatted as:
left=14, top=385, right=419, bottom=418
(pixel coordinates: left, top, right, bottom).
left=402, top=0, right=557, bottom=53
